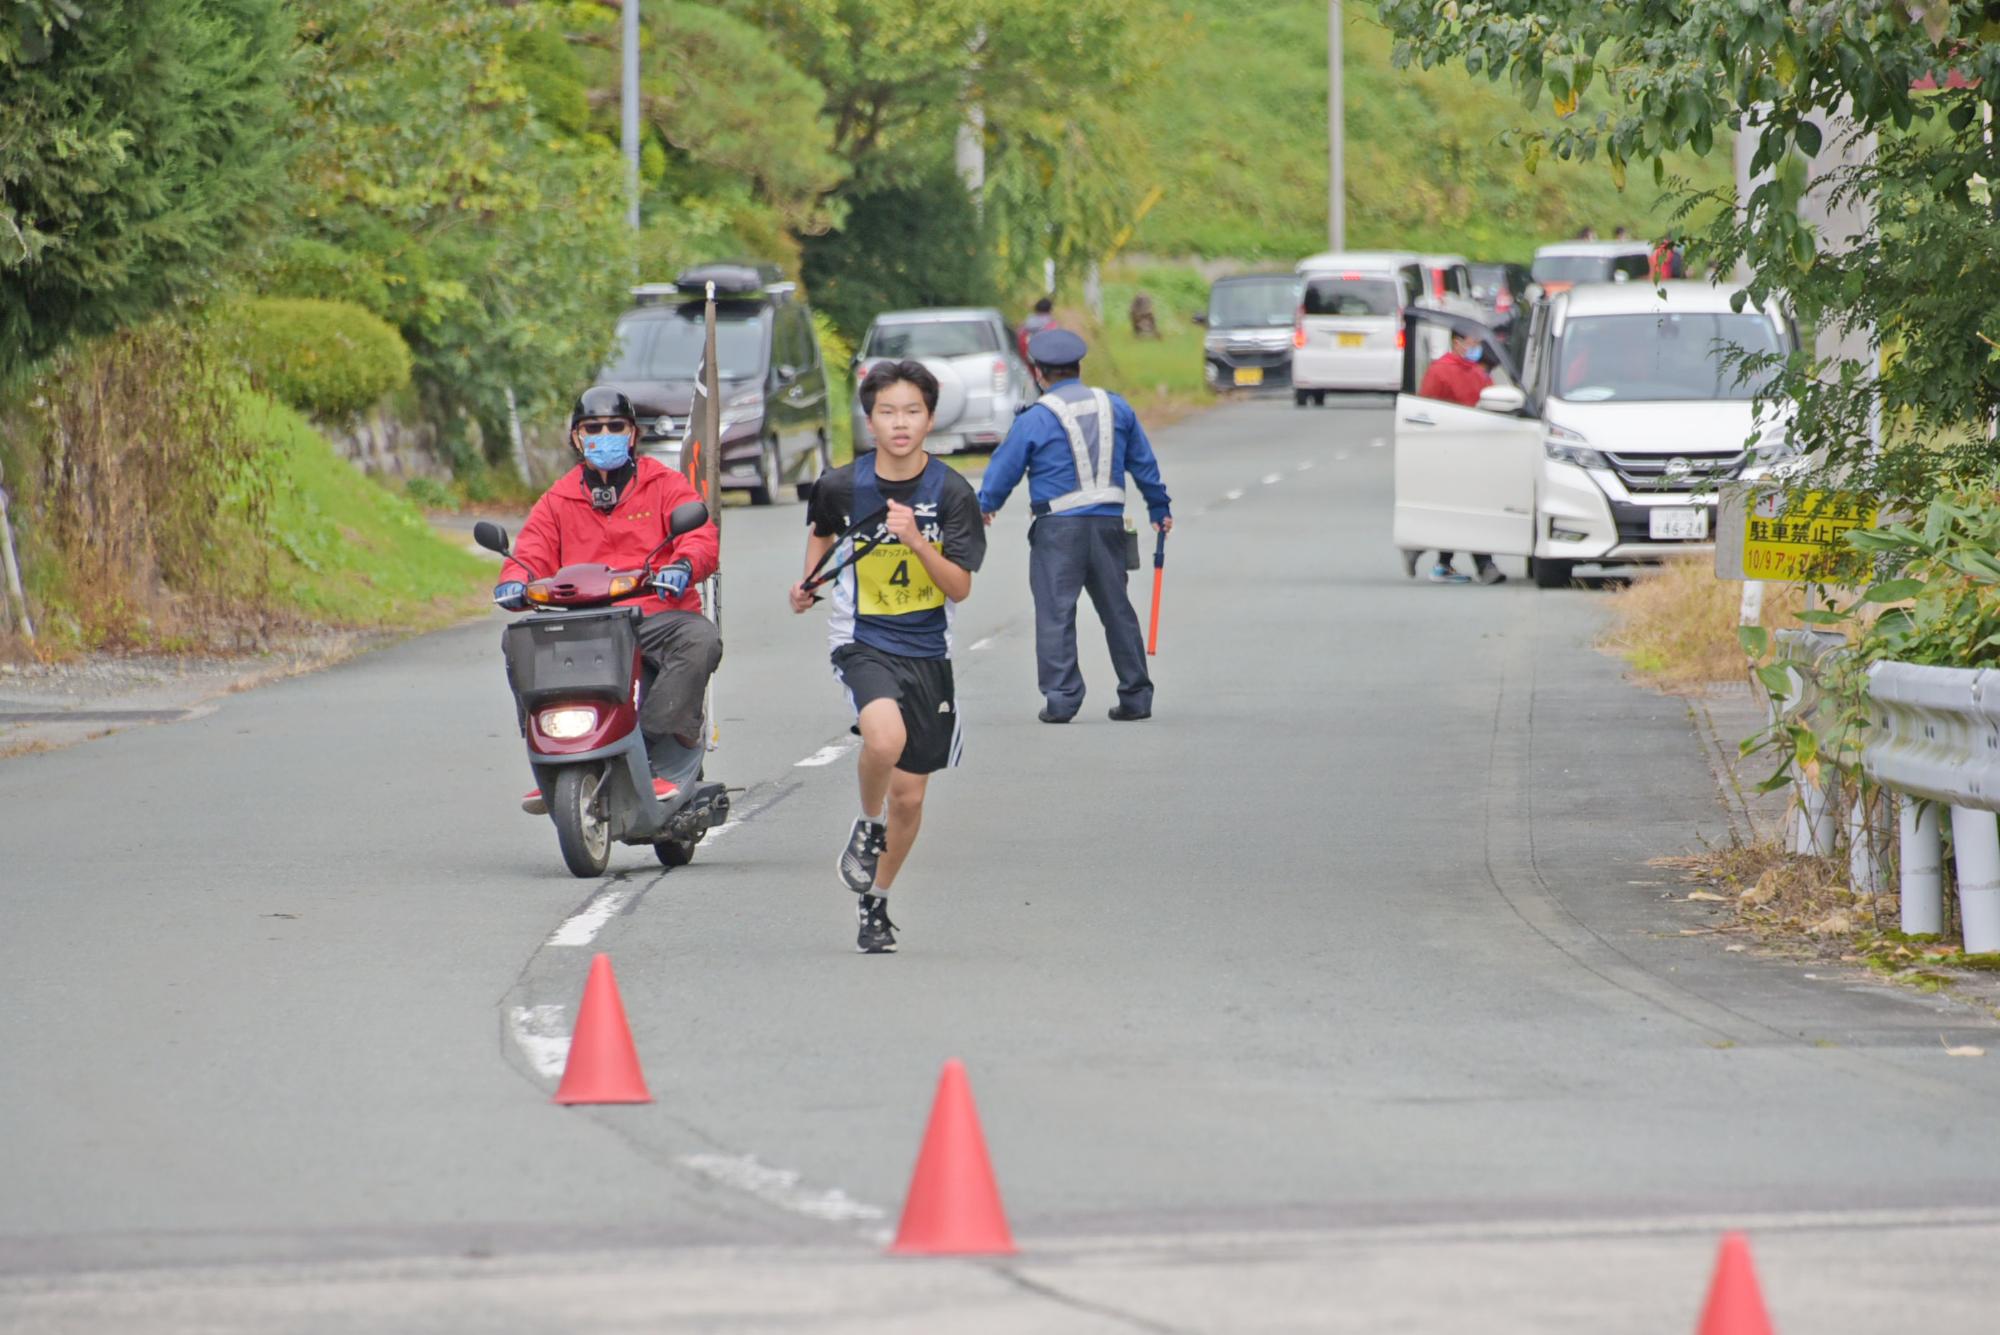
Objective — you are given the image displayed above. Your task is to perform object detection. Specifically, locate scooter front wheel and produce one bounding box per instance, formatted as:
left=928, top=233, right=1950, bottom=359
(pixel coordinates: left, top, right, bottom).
left=551, top=766, right=612, bottom=878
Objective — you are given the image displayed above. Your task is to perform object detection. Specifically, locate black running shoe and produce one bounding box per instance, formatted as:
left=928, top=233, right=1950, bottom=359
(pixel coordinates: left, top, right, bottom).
left=839, top=817, right=887, bottom=893
left=856, top=895, right=898, bottom=954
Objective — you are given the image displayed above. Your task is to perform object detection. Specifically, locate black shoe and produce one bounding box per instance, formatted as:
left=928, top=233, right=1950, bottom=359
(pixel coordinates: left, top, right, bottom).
left=1108, top=704, right=1151, bottom=721
left=1037, top=706, right=1074, bottom=724
left=1474, top=562, right=1507, bottom=586
left=856, top=895, right=898, bottom=954
left=838, top=817, right=887, bottom=894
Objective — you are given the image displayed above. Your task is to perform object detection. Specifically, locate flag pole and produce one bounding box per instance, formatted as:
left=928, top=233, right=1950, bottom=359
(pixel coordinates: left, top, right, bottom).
left=695, top=280, right=723, bottom=748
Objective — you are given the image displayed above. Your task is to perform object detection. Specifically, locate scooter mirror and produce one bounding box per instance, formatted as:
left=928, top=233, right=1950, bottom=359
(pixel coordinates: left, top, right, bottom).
left=667, top=500, right=710, bottom=538
left=473, top=521, right=511, bottom=555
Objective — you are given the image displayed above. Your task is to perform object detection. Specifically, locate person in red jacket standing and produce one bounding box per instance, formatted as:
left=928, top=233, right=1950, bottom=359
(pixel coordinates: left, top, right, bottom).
left=1404, top=329, right=1507, bottom=586
left=496, top=387, right=722, bottom=813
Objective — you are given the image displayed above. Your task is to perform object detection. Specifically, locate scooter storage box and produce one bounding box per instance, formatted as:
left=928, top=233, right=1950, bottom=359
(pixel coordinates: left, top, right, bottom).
left=504, top=612, right=636, bottom=710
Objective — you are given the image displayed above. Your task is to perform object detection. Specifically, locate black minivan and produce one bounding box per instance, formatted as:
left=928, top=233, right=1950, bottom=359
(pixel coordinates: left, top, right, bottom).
left=1196, top=272, right=1300, bottom=393
left=597, top=264, right=832, bottom=505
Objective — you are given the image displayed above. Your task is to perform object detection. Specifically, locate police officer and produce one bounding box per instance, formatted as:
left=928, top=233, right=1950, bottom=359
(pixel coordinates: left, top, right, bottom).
left=977, top=328, right=1172, bottom=723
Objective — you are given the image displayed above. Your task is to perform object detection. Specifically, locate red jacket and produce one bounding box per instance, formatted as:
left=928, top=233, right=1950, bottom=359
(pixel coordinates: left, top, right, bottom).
left=1418, top=351, right=1493, bottom=408
left=501, top=457, right=719, bottom=617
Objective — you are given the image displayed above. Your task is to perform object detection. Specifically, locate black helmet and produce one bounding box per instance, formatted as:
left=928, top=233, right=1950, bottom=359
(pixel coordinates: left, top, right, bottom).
left=571, top=385, right=638, bottom=430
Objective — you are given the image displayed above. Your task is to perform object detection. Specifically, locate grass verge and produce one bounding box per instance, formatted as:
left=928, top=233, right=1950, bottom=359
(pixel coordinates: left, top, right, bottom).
left=1598, top=556, right=1804, bottom=693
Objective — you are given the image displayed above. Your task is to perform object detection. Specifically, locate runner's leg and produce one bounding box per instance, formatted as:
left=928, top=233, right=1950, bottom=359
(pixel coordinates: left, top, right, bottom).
left=855, top=697, right=904, bottom=819
left=874, top=768, right=929, bottom=892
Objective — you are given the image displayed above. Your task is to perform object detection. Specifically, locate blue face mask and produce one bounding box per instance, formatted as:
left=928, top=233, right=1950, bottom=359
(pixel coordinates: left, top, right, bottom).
left=1464, top=344, right=1484, bottom=364
left=581, top=432, right=631, bottom=471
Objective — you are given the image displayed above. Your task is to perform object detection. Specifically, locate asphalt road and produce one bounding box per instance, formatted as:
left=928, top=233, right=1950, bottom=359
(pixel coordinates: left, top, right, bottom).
left=4, top=398, right=1999, bottom=1332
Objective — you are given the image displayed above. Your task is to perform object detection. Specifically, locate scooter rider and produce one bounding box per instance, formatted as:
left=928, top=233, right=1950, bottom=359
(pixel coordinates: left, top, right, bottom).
left=496, top=386, right=722, bottom=814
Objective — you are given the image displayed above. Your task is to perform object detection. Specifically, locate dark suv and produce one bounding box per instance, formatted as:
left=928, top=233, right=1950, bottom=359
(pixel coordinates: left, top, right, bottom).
left=598, top=264, right=832, bottom=505
left=1196, top=272, right=1299, bottom=393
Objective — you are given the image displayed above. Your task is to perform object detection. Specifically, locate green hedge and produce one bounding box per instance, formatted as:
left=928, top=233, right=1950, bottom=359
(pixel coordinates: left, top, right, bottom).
left=221, top=297, right=412, bottom=419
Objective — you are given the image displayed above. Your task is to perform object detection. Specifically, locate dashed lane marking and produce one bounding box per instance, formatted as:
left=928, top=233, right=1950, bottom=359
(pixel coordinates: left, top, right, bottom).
left=1369, top=437, right=1388, bottom=449
left=679, top=1153, right=886, bottom=1226
left=507, top=1005, right=569, bottom=1078
left=794, top=741, right=855, bottom=768
left=969, top=635, right=999, bottom=652
left=1334, top=451, right=1350, bottom=461
left=1296, top=459, right=1317, bottom=471
left=547, top=887, right=639, bottom=947
left=1260, top=472, right=1283, bottom=485
left=1223, top=488, right=1246, bottom=502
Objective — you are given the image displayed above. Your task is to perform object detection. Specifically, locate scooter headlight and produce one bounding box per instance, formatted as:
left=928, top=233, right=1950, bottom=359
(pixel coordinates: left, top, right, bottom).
left=538, top=707, right=598, bottom=740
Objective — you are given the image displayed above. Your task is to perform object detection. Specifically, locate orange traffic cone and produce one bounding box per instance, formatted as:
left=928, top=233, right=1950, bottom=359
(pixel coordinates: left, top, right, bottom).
left=553, top=953, right=652, bottom=1105
left=889, top=1059, right=1016, bottom=1255
left=1696, top=1233, right=1774, bottom=1335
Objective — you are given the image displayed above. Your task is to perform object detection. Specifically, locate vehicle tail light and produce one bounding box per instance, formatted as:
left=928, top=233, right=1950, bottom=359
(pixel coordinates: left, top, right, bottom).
left=1431, top=270, right=1446, bottom=298
left=1396, top=327, right=1406, bottom=351
left=991, top=359, right=1007, bottom=393
left=1293, top=306, right=1307, bottom=349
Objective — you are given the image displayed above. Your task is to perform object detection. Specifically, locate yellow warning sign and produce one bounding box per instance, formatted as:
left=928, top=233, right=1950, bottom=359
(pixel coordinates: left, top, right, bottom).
left=1740, top=489, right=1877, bottom=581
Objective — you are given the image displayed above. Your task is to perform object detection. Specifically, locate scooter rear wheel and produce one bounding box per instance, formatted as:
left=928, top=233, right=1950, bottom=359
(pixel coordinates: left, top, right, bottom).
left=655, top=837, right=697, bottom=868
left=552, top=766, right=612, bottom=878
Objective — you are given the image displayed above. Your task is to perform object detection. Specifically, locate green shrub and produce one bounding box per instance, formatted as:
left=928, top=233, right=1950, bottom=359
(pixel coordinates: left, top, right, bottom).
left=222, top=298, right=413, bottom=420
left=258, top=238, right=392, bottom=318
left=813, top=311, right=856, bottom=463
left=802, top=157, right=998, bottom=341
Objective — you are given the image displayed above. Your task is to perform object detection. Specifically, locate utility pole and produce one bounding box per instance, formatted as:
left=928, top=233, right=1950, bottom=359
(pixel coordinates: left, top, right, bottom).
left=1328, top=0, right=1345, bottom=250
left=622, top=0, right=641, bottom=234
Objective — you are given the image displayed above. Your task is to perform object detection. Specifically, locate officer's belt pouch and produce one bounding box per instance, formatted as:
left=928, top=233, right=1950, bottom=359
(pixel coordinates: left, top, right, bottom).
left=1122, top=524, right=1141, bottom=572
left=504, top=613, right=637, bottom=711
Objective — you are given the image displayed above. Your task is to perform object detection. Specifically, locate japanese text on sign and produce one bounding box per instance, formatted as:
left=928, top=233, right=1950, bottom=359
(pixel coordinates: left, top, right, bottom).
left=1742, top=489, right=1877, bottom=581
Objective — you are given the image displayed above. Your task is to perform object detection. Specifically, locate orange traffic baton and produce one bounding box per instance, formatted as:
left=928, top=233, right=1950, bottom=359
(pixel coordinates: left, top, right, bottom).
left=1146, top=528, right=1167, bottom=655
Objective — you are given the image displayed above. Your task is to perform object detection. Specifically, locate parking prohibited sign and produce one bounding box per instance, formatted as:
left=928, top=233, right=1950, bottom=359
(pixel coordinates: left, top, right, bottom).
left=1714, top=484, right=1878, bottom=582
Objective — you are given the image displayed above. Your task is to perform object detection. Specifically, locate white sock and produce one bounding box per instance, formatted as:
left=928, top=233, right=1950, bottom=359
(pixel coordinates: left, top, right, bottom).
left=860, top=807, right=884, bottom=827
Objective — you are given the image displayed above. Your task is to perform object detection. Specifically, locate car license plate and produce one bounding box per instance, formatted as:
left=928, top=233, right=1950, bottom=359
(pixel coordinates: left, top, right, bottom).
left=1649, top=507, right=1709, bottom=541
left=1338, top=332, right=1365, bottom=348
left=1233, top=367, right=1264, bottom=386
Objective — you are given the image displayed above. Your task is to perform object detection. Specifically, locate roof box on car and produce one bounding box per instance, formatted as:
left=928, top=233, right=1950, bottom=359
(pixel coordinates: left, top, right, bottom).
left=630, top=262, right=795, bottom=306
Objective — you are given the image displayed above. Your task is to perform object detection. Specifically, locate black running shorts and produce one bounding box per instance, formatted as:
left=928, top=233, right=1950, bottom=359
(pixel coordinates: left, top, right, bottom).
left=832, top=642, right=962, bottom=775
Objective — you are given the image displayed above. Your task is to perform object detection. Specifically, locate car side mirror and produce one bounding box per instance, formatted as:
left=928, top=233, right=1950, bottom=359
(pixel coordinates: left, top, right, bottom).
left=1611, top=270, right=1632, bottom=283
left=668, top=500, right=710, bottom=538
left=473, top=521, right=511, bottom=555
left=777, top=364, right=799, bottom=383
left=1192, top=313, right=1208, bottom=326
left=1477, top=384, right=1527, bottom=415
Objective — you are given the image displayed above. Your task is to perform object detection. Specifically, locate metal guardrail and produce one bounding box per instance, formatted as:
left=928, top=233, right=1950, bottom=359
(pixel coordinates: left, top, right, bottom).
left=1863, top=662, right=2000, bottom=808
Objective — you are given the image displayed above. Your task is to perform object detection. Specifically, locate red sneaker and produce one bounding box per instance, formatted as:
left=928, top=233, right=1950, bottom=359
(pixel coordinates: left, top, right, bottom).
left=652, top=778, right=678, bottom=801
left=521, top=789, right=547, bottom=816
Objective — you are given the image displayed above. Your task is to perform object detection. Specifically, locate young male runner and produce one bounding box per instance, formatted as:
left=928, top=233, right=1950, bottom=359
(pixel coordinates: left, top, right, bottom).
left=788, top=360, right=986, bottom=953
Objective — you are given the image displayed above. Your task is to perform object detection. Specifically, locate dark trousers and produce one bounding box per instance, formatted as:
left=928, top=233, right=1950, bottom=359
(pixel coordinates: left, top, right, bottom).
left=635, top=610, right=722, bottom=741
left=1029, top=515, right=1152, bottom=716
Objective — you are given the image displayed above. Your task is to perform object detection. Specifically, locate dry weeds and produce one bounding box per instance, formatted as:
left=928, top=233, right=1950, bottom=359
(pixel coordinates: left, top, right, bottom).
left=1598, top=556, right=1804, bottom=693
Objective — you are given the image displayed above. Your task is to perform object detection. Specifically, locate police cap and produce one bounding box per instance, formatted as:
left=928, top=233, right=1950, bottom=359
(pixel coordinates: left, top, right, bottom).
left=1026, top=327, right=1089, bottom=367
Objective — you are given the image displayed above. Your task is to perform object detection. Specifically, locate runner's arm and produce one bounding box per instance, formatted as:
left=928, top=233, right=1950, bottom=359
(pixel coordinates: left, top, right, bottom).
left=904, top=532, right=973, bottom=604
left=789, top=531, right=838, bottom=613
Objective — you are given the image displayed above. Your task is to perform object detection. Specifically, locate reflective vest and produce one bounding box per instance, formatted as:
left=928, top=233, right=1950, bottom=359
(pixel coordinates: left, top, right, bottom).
left=1036, top=382, right=1126, bottom=515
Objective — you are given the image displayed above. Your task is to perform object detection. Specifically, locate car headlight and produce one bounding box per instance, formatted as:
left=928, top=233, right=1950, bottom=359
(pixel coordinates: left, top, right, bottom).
left=1752, top=432, right=1801, bottom=465
left=537, top=707, right=598, bottom=740
left=719, top=387, right=764, bottom=429
left=1544, top=422, right=1610, bottom=469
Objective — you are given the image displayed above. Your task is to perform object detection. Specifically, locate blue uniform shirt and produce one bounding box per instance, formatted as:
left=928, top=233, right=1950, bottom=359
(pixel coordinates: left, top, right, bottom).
left=977, top=379, right=1172, bottom=524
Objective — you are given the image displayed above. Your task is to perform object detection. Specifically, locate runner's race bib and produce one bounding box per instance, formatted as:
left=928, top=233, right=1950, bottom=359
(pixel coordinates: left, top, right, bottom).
left=856, top=540, right=944, bottom=615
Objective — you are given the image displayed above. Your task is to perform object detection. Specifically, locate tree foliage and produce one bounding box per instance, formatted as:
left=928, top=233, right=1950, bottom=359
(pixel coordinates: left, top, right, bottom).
left=0, top=0, right=293, bottom=380
left=802, top=156, right=998, bottom=338
left=285, top=0, right=632, bottom=459
left=1378, top=2, right=2000, bottom=505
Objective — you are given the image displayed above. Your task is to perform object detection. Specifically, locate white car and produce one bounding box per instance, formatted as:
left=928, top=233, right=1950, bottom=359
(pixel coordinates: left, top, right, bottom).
left=850, top=308, right=1033, bottom=454
left=1393, top=282, right=1799, bottom=588
left=1289, top=251, right=1425, bottom=404
left=1529, top=240, right=1654, bottom=295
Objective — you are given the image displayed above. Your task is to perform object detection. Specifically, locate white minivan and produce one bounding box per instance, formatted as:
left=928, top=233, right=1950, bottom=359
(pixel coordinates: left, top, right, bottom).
left=1392, top=282, right=1799, bottom=588
left=1290, top=251, right=1425, bottom=405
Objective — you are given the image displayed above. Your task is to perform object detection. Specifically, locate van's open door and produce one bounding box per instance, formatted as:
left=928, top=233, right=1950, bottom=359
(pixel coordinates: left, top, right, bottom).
left=1393, top=309, right=1540, bottom=558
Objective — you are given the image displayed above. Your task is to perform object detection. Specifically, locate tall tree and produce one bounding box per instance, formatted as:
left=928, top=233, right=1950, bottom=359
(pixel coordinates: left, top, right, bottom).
left=0, top=0, right=293, bottom=380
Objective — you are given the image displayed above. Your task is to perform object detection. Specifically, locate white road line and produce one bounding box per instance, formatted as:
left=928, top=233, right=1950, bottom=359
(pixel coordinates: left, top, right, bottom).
left=1224, top=488, right=1245, bottom=501
left=679, top=1152, right=886, bottom=1225
left=1260, top=472, right=1283, bottom=485
left=794, top=741, right=855, bottom=768
left=547, top=888, right=638, bottom=947
left=508, top=1005, right=569, bottom=1078
left=968, top=635, right=999, bottom=652
left=1369, top=437, right=1388, bottom=449
left=1334, top=451, right=1350, bottom=461
left=701, top=819, right=741, bottom=844
left=1296, top=459, right=1316, bottom=471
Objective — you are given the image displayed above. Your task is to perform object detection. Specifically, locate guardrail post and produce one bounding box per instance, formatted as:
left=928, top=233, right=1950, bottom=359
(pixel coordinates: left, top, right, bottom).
left=1949, top=806, right=2000, bottom=953
left=1899, top=797, right=1943, bottom=936
left=1793, top=774, right=1837, bottom=856
left=1848, top=792, right=1885, bottom=895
